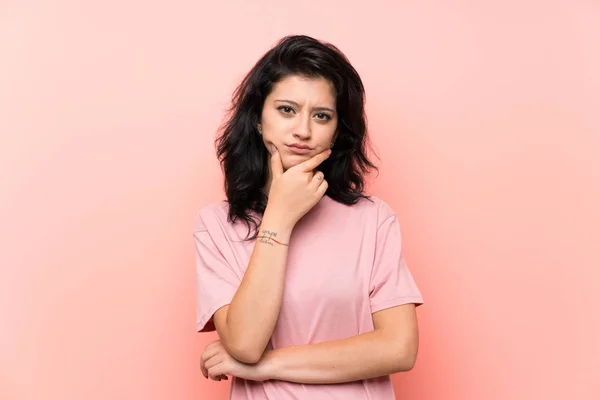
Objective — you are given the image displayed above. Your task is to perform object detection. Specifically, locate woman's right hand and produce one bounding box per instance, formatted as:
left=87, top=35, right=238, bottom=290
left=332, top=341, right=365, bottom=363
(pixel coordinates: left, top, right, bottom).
left=265, top=145, right=331, bottom=228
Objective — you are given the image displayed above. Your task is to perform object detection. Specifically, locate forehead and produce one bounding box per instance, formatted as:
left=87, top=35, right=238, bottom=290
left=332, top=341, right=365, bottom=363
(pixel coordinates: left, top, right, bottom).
left=268, top=75, right=336, bottom=106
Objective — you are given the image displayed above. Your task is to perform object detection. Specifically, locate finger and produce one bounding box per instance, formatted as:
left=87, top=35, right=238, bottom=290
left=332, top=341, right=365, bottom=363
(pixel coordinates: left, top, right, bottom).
left=308, top=171, right=325, bottom=190
left=204, top=354, right=221, bottom=371
left=201, top=346, right=220, bottom=363
left=200, top=357, right=208, bottom=379
left=206, top=339, right=220, bottom=349
left=270, top=145, right=284, bottom=178
left=201, top=362, right=208, bottom=379
left=208, top=364, right=225, bottom=381
left=208, top=368, right=220, bottom=381
left=296, top=149, right=331, bottom=172
left=316, top=179, right=329, bottom=198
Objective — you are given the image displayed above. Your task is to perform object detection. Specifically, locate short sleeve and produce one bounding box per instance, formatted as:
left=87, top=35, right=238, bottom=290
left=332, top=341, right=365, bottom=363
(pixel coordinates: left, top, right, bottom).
left=194, top=212, right=241, bottom=332
left=369, top=213, right=423, bottom=313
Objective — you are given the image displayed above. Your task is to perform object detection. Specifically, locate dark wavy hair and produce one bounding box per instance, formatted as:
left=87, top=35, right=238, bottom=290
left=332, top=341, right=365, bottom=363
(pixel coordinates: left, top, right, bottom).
left=215, top=34, right=378, bottom=240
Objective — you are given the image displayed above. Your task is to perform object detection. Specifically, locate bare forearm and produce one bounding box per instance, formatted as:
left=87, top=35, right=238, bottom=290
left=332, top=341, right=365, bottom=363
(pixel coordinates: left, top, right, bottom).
left=259, top=330, right=416, bottom=384
left=223, top=209, right=293, bottom=362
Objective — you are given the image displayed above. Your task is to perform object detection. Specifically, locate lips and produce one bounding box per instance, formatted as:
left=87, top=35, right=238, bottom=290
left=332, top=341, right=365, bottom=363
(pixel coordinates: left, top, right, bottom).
left=286, top=144, right=312, bottom=155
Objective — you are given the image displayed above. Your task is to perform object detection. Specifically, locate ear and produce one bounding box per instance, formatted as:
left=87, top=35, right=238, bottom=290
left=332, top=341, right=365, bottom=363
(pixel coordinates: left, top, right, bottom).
left=257, top=123, right=262, bottom=134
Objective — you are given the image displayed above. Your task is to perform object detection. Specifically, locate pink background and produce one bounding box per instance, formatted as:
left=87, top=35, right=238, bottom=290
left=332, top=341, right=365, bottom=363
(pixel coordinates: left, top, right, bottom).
left=1, top=1, right=599, bottom=399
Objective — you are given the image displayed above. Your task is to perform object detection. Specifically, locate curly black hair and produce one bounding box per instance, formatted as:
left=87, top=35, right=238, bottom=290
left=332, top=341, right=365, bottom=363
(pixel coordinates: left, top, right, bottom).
left=215, top=34, right=378, bottom=240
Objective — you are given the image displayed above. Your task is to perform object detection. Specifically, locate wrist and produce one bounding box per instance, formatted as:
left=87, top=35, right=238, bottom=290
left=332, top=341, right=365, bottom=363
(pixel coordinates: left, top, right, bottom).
left=262, top=207, right=296, bottom=235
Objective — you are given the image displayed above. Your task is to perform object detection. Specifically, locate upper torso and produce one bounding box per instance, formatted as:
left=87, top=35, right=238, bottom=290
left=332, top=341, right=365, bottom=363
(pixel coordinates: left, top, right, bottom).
left=194, top=195, right=423, bottom=400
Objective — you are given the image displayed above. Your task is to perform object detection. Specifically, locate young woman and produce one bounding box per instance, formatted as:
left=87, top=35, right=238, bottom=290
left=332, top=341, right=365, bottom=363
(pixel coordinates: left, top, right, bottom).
left=194, top=34, right=424, bottom=399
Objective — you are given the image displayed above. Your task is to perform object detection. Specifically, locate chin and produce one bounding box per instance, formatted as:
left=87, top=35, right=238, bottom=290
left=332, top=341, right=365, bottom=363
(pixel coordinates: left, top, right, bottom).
left=281, top=158, right=303, bottom=170
left=281, top=154, right=310, bottom=169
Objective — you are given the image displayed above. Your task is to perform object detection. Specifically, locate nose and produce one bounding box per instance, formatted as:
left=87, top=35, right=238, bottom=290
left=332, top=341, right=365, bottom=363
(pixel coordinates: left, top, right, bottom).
left=293, top=114, right=311, bottom=140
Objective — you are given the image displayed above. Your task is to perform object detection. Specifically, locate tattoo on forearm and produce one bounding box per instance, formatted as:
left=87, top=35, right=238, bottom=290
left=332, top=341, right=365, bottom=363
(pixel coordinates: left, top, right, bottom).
left=257, top=230, right=289, bottom=247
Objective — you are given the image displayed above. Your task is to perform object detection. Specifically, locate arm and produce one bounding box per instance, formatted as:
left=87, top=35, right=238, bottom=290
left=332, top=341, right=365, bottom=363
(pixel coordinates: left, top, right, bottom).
left=213, top=210, right=293, bottom=364
left=258, top=304, right=419, bottom=384
left=211, top=148, right=331, bottom=364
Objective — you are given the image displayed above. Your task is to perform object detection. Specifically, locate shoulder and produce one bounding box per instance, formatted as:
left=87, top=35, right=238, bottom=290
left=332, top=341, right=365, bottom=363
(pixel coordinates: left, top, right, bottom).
left=317, top=194, right=399, bottom=231
left=347, top=195, right=398, bottom=228
left=193, top=200, right=230, bottom=233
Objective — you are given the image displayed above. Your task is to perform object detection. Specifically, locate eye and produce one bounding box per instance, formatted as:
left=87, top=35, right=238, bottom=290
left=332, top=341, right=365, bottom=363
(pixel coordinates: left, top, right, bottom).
left=314, top=113, right=332, bottom=121
left=277, top=105, right=295, bottom=114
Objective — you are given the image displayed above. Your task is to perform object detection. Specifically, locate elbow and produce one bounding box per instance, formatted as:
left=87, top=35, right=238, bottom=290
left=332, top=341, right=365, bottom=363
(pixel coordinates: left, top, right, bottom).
left=397, top=351, right=417, bottom=372
left=226, top=339, right=265, bottom=365
left=232, top=349, right=263, bottom=365
left=391, top=341, right=418, bottom=372
left=215, top=316, right=266, bottom=364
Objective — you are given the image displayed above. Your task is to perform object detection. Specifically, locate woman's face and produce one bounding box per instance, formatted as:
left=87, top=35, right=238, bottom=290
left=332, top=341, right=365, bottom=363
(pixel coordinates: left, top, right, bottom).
left=258, top=75, right=338, bottom=171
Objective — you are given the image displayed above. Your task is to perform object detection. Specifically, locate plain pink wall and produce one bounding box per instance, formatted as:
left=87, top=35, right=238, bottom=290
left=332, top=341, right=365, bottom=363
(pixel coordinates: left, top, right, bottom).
left=1, top=1, right=599, bottom=399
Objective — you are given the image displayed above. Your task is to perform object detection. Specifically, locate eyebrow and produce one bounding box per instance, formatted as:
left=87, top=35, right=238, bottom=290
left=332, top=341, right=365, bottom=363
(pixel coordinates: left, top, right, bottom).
left=274, top=99, right=336, bottom=114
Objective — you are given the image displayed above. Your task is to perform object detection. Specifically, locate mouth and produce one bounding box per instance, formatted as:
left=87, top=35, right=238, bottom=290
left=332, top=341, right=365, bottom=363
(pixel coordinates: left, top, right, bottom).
left=286, top=144, right=312, bottom=155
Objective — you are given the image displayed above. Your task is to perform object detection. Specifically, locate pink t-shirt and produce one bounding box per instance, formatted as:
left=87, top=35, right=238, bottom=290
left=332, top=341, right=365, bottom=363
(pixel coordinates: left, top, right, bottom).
left=194, top=195, right=423, bottom=400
